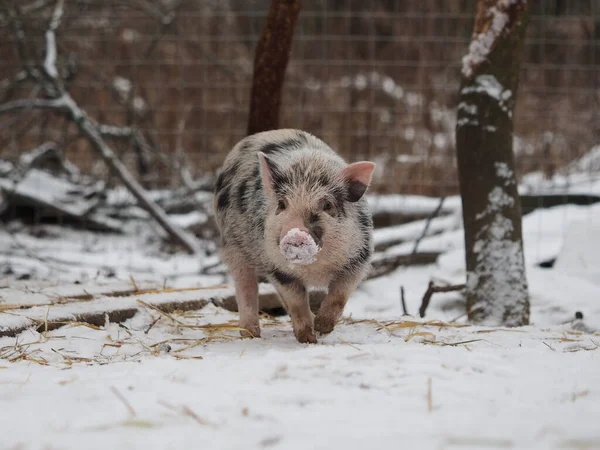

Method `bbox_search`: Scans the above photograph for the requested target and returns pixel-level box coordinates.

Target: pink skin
[252,152,375,343]
[232,263,260,338]
[279,216,310,243]
[339,161,375,187]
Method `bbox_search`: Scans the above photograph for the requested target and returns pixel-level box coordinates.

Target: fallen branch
[0,5,203,254]
[0,97,67,114]
[368,252,441,280]
[419,281,466,318]
[79,116,202,252]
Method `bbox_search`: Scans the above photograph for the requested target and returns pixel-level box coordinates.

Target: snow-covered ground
[1,192,600,449]
[2,307,599,450]
[520,145,600,196]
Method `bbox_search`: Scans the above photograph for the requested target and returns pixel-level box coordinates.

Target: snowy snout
[279,228,321,265]
[279,218,322,250]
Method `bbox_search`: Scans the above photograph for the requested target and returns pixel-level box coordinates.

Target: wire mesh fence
[0,0,599,282]
[1,0,598,195]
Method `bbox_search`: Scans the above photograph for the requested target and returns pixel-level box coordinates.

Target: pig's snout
[280,216,309,242]
[280,223,321,249]
[280,225,309,243]
[279,227,321,265]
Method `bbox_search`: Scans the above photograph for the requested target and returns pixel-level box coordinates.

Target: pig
[213,129,375,344]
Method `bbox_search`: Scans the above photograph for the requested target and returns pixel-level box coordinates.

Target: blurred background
[1,0,598,195]
[0,0,599,285]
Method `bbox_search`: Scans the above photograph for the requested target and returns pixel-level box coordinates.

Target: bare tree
[247,0,301,136]
[455,0,530,326]
[0,1,202,254]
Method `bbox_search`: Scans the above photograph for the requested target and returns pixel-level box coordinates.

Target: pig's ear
[340,161,375,202]
[257,152,278,197]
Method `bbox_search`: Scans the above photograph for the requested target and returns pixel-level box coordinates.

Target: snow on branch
[0,94,203,254]
[0,4,203,255]
[0,96,69,114]
[43,0,64,79]
[462,0,526,78]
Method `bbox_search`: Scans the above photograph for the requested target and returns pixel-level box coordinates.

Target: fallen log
[520,193,600,215]
[368,251,441,279]
[0,283,238,337]
[0,281,296,337]
[0,168,124,232]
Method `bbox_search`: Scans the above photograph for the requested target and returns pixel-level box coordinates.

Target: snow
[0,284,251,337]
[460,75,512,117]
[279,228,320,265]
[520,171,600,197]
[113,76,132,95]
[462,2,512,77]
[367,194,461,217]
[553,222,600,284]
[0,169,100,217]
[43,30,58,78]
[1,188,600,449]
[0,220,219,283]
[467,169,529,326]
[373,213,461,250]
[339,71,407,102]
[168,211,208,229]
[1,300,599,449]
[570,145,600,173]
[457,102,477,115]
[377,200,600,272]
[520,146,600,196]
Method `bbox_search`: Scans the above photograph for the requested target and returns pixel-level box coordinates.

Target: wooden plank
[0,279,162,309]
[0,284,259,337]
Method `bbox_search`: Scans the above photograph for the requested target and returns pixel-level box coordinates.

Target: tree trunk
[456,0,530,326]
[247,0,301,136]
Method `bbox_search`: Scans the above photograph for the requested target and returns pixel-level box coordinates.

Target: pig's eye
[277,200,286,211]
[323,201,332,211]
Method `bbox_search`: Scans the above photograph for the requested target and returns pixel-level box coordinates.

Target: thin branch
[98,124,152,178]
[400,286,409,316]
[2,2,203,254]
[419,281,466,318]
[73,95,203,253]
[411,196,446,257]
[0,97,68,114]
[43,0,64,79]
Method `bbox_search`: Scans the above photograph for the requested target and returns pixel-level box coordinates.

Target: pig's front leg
[232,263,261,338]
[314,274,362,335]
[270,273,316,344]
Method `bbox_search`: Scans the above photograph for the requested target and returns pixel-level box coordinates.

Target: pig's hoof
[295,327,317,344]
[314,315,335,335]
[239,323,261,338]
